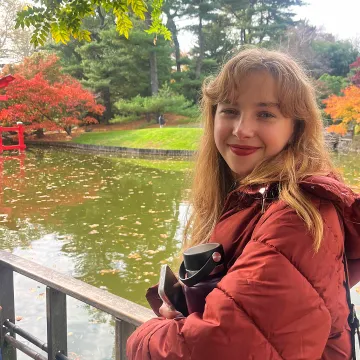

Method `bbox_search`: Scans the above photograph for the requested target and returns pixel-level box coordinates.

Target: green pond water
[0,148,359,359]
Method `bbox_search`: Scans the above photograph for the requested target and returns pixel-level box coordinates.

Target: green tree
[318,74,349,97]
[15,0,171,47]
[221,0,304,45]
[54,24,171,123]
[115,85,197,121]
[312,40,358,77]
[273,22,359,79]
[181,0,219,78]
[163,0,185,72]
[193,14,236,65]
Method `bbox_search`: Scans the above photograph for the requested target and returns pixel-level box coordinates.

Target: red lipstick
[229,145,261,156]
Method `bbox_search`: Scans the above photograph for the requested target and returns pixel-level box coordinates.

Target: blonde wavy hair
[184,48,341,252]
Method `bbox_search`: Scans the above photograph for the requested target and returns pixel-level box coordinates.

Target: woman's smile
[228,145,262,156]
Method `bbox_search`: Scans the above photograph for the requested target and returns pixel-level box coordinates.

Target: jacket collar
[225,175,360,284]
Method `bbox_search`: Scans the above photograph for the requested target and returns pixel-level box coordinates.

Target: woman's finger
[159,302,183,319]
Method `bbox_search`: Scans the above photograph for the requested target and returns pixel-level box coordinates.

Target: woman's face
[214,71,294,179]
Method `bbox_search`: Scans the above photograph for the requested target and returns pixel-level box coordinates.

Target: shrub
[114,85,199,122]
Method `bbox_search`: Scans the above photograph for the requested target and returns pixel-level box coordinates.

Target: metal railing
[0,250,154,360]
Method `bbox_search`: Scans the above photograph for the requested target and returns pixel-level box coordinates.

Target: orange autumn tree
[323,85,360,136]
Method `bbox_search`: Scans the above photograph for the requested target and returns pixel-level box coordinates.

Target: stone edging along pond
[25,140,196,157]
[25,137,360,156]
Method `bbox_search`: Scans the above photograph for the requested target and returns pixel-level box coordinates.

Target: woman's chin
[231,168,254,181]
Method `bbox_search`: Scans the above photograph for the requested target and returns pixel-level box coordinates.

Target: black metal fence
[0,250,154,360]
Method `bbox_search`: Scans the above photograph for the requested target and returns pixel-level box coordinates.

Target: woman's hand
[159,302,184,319]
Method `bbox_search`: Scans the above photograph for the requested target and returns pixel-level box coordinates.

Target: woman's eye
[221,109,238,116]
[258,111,275,119]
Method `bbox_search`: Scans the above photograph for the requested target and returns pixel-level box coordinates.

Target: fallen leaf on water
[99,269,120,275]
[146,250,159,255]
[160,234,168,238]
[128,253,141,259]
[89,224,99,228]
[89,230,99,235]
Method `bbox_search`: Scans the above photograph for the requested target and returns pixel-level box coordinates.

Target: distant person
[158,114,165,128]
[127,48,360,360]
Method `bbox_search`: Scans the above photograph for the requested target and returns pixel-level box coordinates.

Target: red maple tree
[323,85,360,136]
[349,57,360,87]
[0,54,104,135]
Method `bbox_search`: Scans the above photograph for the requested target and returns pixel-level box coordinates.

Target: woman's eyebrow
[256,102,280,108]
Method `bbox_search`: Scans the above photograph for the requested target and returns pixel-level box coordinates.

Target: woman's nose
[232,115,255,139]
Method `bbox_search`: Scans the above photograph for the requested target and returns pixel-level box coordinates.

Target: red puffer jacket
[127,176,360,360]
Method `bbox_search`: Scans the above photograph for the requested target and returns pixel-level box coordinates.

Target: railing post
[0,265,17,360]
[46,287,67,360]
[115,318,136,360]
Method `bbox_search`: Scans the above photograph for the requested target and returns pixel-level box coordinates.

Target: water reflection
[1,148,192,359]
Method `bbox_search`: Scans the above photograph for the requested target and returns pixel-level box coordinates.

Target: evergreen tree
[312,40,358,77]
[221,0,304,45]
[163,0,185,72]
[181,0,219,78]
[78,24,172,123]
[49,21,172,123]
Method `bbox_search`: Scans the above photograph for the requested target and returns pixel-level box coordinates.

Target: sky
[177,0,360,52]
[294,0,360,41]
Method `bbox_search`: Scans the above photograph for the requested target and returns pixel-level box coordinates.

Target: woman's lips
[229,145,261,156]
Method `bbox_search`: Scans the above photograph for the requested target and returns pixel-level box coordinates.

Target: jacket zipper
[259,187,267,213]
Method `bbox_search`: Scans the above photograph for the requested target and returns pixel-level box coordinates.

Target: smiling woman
[126,48,360,360]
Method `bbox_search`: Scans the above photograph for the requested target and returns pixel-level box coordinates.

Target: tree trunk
[35,129,44,138]
[64,126,72,135]
[101,87,112,124]
[240,29,246,45]
[146,12,159,95]
[195,15,204,79]
[166,13,181,72]
[149,49,159,95]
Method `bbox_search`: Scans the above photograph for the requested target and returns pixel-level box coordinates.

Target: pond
[0,148,359,359]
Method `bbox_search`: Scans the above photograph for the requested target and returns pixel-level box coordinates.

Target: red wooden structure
[0,75,27,219]
[0,123,26,153]
[0,74,26,153]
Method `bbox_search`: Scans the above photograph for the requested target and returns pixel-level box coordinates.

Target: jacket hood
[300,175,360,286]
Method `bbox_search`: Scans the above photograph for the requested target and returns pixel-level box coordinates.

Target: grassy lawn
[74,128,203,150]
